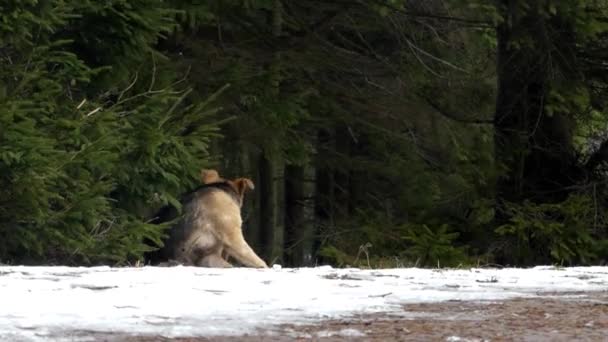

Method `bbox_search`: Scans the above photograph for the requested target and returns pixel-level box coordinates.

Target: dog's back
[145,182,240,265]
[145,171,267,268]
[174,185,243,265]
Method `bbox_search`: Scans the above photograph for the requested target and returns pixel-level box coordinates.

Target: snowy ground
[1,265,607,341]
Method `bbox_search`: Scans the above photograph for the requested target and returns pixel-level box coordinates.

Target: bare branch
[420,93,494,125]
[148,53,157,92]
[85,107,102,117]
[117,72,139,102]
[404,37,469,73]
[76,98,87,109]
[358,0,495,28]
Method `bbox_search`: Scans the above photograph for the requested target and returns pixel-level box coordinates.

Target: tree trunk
[333,126,354,217]
[313,129,336,265]
[259,0,285,265]
[239,143,262,253]
[284,146,317,267]
[260,155,285,265]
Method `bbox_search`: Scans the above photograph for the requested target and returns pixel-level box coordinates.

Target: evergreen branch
[300,0,494,27]
[353,118,440,168]
[158,88,193,129]
[283,2,348,39]
[197,83,231,110]
[419,93,494,125]
[166,88,193,117]
[357,0,495,28]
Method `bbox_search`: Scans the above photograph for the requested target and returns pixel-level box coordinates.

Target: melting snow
[0,265,607,340]
[316,328,367,337]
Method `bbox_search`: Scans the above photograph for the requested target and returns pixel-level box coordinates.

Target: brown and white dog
[146,169,268,268]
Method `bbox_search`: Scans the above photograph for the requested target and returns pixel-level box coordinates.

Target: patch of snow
[446,337,489,342]
[316,328,366,337]
[0,265,607,340]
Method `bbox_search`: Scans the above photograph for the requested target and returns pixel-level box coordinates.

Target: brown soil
[57,291,608,342]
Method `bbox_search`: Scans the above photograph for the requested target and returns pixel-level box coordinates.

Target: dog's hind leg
[223,231,268,268]
[198,253,233,268]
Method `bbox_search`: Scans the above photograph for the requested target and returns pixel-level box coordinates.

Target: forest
[1,0,607,268]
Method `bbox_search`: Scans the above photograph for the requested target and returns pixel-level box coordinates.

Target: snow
[316,328,367,338]
[446,337,489,342]
[1,265,607,340]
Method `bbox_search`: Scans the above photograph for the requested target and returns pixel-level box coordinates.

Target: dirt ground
[62,291,608,342]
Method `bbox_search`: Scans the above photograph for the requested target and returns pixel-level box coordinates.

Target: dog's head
[200,169,255,207]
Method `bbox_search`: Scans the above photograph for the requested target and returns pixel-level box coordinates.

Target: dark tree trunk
[258,0,286,266]
[239,144,263,254]
[284,159,316,267]
[259,155,285,265]
[334,126,355,217]
[312,129,336,265]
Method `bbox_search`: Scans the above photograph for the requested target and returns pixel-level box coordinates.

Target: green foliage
[495,194,603,266]
[489,0,608,266]
[317,210,469,269]
[317,245,354,268]
[60,0,182,88]
[403,223,469,267]
[0,1,222,265]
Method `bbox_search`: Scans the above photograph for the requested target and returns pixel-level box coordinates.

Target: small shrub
[495,194,602,265]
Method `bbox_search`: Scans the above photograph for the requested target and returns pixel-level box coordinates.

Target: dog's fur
[146,169,267,268]
[199,169,255,208]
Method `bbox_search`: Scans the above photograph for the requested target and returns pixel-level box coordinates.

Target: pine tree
[0,1,224,265]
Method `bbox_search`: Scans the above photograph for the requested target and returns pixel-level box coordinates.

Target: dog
[145,169,268,268]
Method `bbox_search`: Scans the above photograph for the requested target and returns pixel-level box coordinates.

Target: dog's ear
[231,178,254,205]
[233,178,254,194]
[201,169,222,184]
